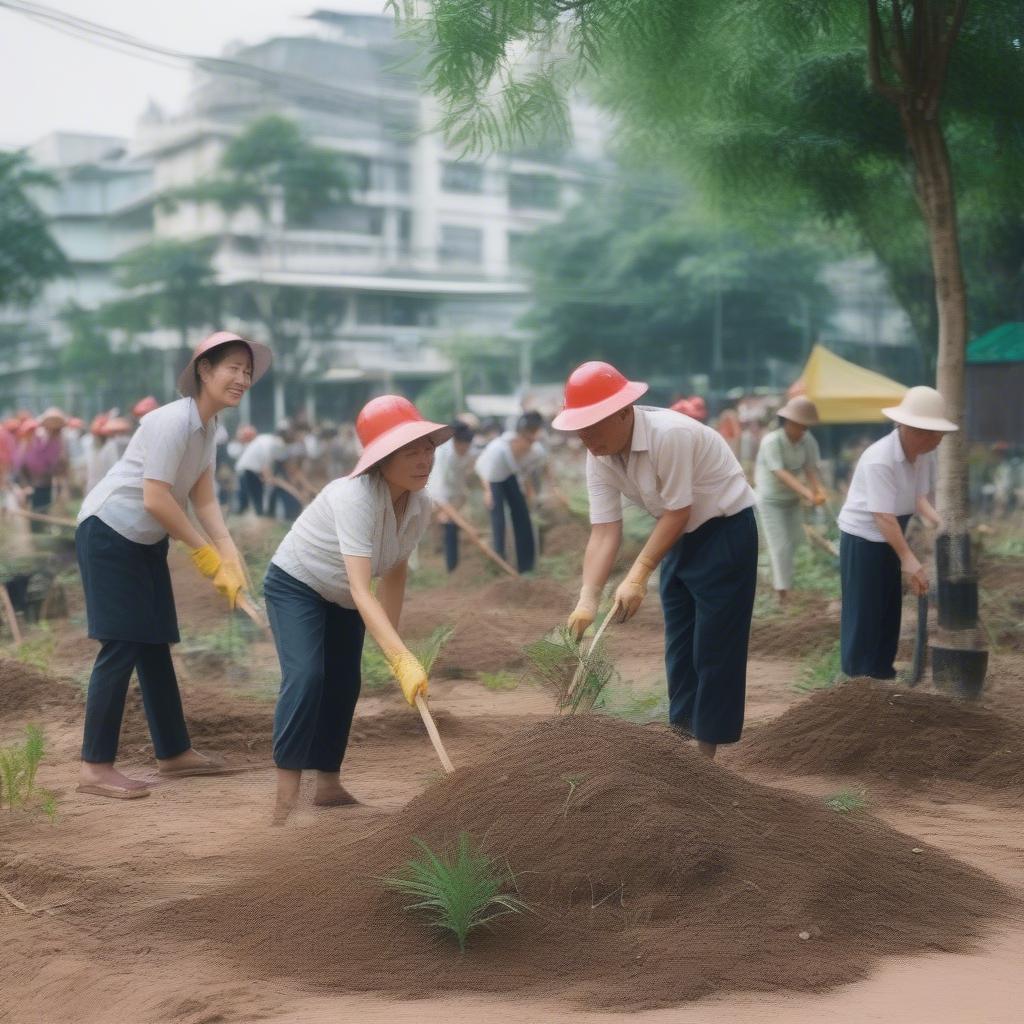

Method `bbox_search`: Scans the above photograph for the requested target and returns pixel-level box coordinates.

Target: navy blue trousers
[659,507,758,745]
[264,563,366,772]
[81,640,190,763]
[443,521,459,572]
[839,515,910,679]
[238,469,265,515]
[490,475,535,572]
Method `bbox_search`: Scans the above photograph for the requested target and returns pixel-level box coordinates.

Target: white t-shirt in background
[236,434,287,475]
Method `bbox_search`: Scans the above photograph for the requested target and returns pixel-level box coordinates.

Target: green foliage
[13,624,56,674]
[524,180,835,385]
[402,1,1024,364]
[362,626,455,694]
[381,833,527,952]
[523,626,616,714]
[0,724,54,815]
[599,686,668,724]
[795,640,843,693]
[479,670,518,691]
[110,237,220,345]
[825,790,867,814]
[792,544,841,598]
[0,150,68,307]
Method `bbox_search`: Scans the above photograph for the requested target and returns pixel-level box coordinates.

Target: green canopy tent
[966,323,1024,444]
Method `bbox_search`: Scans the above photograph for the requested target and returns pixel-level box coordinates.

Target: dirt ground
[1,512,1023,1023]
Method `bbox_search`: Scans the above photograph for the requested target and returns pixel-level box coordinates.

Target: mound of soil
[736,678,1024,791]
[149,716,1007,1009]
[405,575,574,678]
[0,657,81,721]
[749,602,839,659]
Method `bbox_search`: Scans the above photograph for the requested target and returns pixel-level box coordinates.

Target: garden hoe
[435,500,518,578]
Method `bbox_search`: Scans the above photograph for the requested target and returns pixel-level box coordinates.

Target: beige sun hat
[775,395,819,427]
[38,407,68,430]
[882,386,958,432]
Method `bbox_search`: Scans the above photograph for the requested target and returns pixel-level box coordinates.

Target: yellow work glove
[613,556,657,624]
[190,544,222,578]
[567,582,603,641]
[213,558,247,609]
[387,650,429,706]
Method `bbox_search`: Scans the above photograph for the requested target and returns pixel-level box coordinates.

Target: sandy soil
[1,523,1022,1023]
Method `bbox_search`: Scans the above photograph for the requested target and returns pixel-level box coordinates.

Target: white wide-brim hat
[882,386,958,432]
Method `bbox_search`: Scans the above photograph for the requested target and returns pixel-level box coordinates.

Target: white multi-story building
[2,9,605,422]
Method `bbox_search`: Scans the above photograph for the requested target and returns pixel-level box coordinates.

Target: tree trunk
[903,109,987,694]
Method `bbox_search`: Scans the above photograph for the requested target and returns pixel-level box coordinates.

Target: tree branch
[926,0,968,116]
[866,0,903,104]
[890,0,910,82]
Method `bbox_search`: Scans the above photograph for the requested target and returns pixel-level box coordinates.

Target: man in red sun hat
[552,362,758,758]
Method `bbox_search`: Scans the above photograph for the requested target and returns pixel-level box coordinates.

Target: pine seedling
[23,724,44,793]
[523,627,617,715]
[381,833,527,952]
[416,625,455,675]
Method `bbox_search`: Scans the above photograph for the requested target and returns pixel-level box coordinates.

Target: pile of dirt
[148,715,1008,1009]
[0,657,81,721]
[405,575,574,678]
[736,678,1024,792]
[749,602,839,658]
[540,516,590,558]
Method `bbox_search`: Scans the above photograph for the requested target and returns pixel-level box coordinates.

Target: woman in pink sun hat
[74,331,271,800]
[263,394,452,822]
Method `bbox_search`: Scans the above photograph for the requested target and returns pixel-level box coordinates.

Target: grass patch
[381,833,527,952]
[792,545,841,598]
[794,640,843,693]
[362,625,455,694]
[598,685,668,724]
[479,670,518,691]
[825,789,867,814]
[0,724,57,818]
[13,624,57,674]
[985,536,1024,558]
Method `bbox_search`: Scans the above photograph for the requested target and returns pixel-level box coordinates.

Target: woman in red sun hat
[263,395,452,822]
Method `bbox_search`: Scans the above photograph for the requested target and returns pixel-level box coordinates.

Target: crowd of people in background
[2,392,1021,542]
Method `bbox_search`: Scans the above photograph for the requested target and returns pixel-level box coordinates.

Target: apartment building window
[316,204,384,235]
[441,161,484,194]
[340,154,371,192]
[507,231,532,268]
[509,172,560,210]
[439,225,483,265]
[356,295,386,325]
[356,295,436,326]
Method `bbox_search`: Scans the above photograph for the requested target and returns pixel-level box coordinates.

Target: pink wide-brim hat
[177,331,273,398]
[348,395,453,477]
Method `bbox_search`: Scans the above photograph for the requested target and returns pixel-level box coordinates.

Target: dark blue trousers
[264,563,366,772]
[839,515,910,679]
[443,522,459,572]
[659,507,758,745]
[81,640,190,763]
[237,469,265,515]
[490,475,535,572]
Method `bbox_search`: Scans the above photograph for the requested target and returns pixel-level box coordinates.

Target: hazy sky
[0,1,391,147]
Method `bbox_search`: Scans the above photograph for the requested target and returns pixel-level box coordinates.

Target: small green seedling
[794,641,843,693]
[0,724,55,816]
[479,671,518,691]
[523,627,617,715]
[825,790,867,814]
[381,833,527,952]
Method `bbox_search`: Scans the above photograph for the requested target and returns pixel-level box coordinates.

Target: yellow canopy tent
[788,345,908,423]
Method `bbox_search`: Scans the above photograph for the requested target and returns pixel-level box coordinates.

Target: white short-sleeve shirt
[77,397,217,544]
[838,429,936,542]
[587,406,755,531]
[474,431,546,483]
[235,434,287,474]
[427,439,476,508]
[270,472,433,607]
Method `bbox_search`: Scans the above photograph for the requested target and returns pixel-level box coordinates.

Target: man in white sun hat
[552,361,758,759]
[837,385,957,679]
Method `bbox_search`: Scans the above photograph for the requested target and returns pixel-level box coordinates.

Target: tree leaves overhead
[0,151,68,308]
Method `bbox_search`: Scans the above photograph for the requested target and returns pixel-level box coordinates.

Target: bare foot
[313,772,360,807]
[697,740,718,760]
[156,748,224,774]
[272,767,302,826]
[79,761,150,793]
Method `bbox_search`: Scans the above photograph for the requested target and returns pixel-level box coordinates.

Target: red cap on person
[551,361,648,432]
[671,398,695,417]
[687,396,708,421]
[348,395,453,478]
[17,418,39,437]
[100,417,132,437]
[133,396,159,418]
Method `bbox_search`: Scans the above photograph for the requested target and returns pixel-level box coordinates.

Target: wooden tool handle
[437,501,518,577]
[236,593,272,639]
[5,507,77,529]
[415,693,455,774]
[0,584,22,645]
[564,598,619,709]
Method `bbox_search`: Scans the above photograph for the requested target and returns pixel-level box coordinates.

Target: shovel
[907,593,928,686]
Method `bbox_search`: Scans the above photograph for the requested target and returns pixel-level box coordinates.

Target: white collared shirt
[474,431,546,483]
[235,433,287,474]
[270,472,433,607]
[427,439,476,507]
[77,398,217,544]
[586,406,754,531]
[838,428,936,542]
